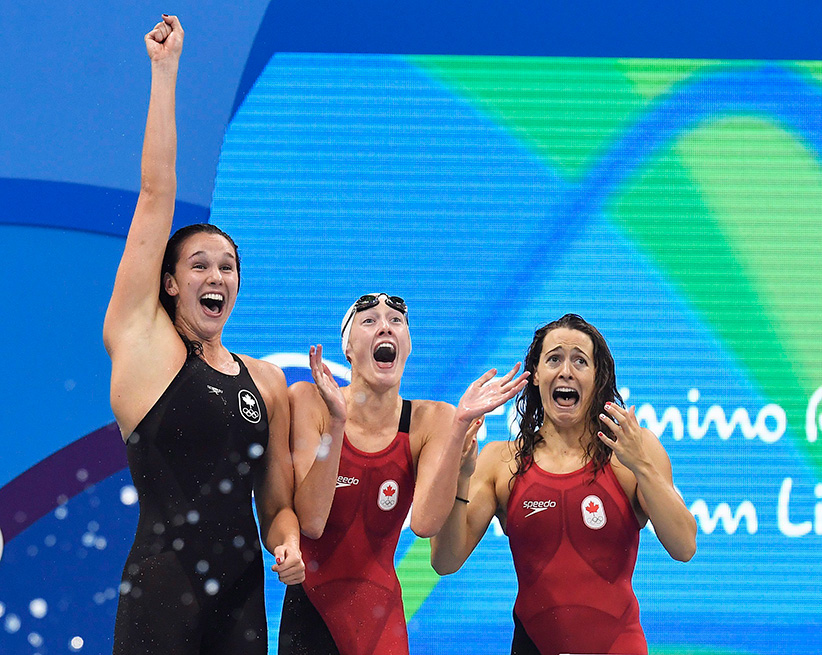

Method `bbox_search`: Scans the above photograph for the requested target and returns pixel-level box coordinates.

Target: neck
[537,421,593,457]
[343,377,402,430]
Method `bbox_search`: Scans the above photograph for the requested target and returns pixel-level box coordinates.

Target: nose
[207,266,223,284]
[559,359,573,378]
[377,316,394,334]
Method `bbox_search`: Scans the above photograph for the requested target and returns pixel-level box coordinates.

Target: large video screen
[208,53,822,654]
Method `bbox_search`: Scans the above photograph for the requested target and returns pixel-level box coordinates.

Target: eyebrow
[186,250,236,261]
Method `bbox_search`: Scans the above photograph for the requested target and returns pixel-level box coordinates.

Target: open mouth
[200,292,225,316]
[552,387,580,407]
[373,342,397,365]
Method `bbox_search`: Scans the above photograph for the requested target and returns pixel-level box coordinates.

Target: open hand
[310,345,347,423]
[455,363,529,425]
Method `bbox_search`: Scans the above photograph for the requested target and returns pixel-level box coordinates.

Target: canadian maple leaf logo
[383,485,396,497]
[585,500,599,513]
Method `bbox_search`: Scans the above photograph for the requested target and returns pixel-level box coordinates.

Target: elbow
[410,515,441,540]
[298,519,325,541]
[430,545,462,576]
[675,538,697,562]
[431,559,459,576]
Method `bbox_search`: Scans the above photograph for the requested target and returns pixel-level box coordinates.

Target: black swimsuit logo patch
[238,389,262,424]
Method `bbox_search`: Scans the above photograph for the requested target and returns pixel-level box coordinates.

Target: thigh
[278,584,340,655]
[510,611,542,655]
[113,551,202,655]
[204,563,268,655]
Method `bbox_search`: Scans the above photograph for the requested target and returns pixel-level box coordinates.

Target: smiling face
[344,297,411,388]
[532,327,596,431]
[162,232,239,339]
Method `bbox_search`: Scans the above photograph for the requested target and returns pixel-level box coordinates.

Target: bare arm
[430,439,505,575]
[600,404,697,562]
[410,365,528,538]
[290,345,347,539]
[104,15,183,353]
[252,360,304,585]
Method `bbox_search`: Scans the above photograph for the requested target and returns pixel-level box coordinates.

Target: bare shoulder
[288,380,324,410]
[411,400,456,431]
[477,439,517,473]
[237,355,287,405]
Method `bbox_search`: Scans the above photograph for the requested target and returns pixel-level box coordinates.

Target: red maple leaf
[585,501,599,513]
[383,485,396,497]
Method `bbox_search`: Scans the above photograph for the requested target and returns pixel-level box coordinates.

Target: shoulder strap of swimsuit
[398,399,412,434]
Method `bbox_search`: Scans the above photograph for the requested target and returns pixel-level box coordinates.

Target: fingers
[271,546,306,585]
[497,362,522,385]
[472,368,498,387]
[163,14,183,32]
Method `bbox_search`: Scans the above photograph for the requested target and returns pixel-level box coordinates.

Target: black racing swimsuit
[113,354,270,655]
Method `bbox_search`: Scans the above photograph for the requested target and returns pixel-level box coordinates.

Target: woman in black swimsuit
[103,16,303,654]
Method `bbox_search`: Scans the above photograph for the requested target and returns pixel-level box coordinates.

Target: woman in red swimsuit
[279,293,528,655]
[431,313,696,655]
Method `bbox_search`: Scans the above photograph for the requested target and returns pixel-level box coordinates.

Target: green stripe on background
[396,537,439,619]
[410,56,649,180]
[608,116,822,471]
[615,58,721,99]
[676,117,822,469]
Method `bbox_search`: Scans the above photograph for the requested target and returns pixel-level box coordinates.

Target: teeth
[375,342,395,352]
[556,387,576,393]
[201,293,224,302]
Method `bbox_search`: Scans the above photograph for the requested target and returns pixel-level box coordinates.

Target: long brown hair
[513,314,623,481]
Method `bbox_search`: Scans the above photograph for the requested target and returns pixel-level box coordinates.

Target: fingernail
[276,557,282,564]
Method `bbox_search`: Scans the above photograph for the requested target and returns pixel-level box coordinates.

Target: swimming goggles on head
[341,294,408,336]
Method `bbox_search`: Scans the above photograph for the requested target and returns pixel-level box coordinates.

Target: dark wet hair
[514,314,623,481]
[159,223,240,356]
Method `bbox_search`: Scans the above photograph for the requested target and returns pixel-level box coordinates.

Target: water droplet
[248,443,264,459]
[14,511,27,523]
[307,560,319,573]
[232,535,245,549]
[28,632,43,647]
[95,537,107,550]
[354,391,367,404]
[0,602,5,618]
[196,560,209,574]
[70,635,84,651]
[29,599,47,619]
[76,469,89,482]
[27,545,39,557]
[5,614,21,633]
[82,533,95,547]
[204,579,220,596]
[55,507,68,520]
[64,379,76,391]
[187,510,200,524]
[44,535,56,547]
[244,628,257,641]
[87,521,100,532]
[104,588,117,600]
[219,479,233,494]
[180,592,194,606]
[119,581,132,595]
[131,587,143,599]
[93,593,106,605]
[237,462,250,475]
[57,495,68,505]
[172,538,185,551]
[200,484,211,496]
[129,432,141,444]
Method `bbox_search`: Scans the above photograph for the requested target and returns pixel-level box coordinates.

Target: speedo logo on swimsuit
[522,499,557,517]
[335,476,360,488]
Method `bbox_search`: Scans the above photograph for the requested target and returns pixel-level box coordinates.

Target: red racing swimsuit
[287,400,415,655]
[506,459,647,655]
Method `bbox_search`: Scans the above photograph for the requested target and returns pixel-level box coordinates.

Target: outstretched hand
[145,15,184,62]
[309,345,347,423]
[455,363,529,425]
